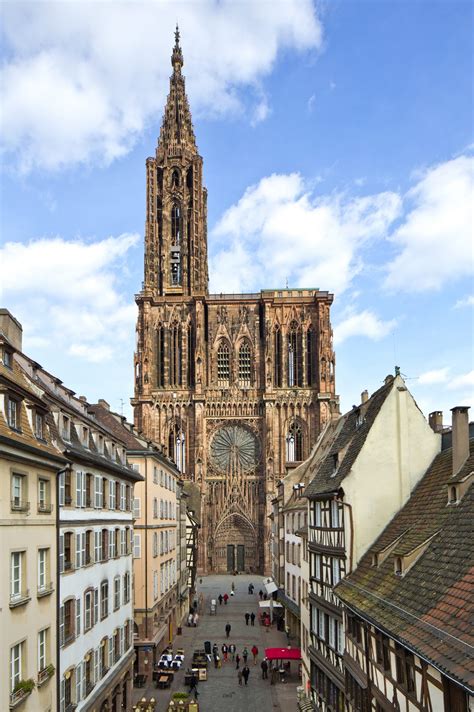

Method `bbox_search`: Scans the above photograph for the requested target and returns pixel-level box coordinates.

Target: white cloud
[384,155,474,292]
[0,1,322,172]
[333,310,397,346]
[455,294,474,308]
[418,367,450,385]
[307,94,316,113]
[210,172,401,295]
[0,234,139,362]
[447,370,474,390]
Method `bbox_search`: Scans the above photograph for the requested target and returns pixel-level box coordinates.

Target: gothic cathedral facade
[133,30,338,575]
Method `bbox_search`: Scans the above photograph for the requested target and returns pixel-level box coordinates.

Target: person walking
[223,593,229,605]
[229,643,236,661]
[242,665,250,686]
[189,675,199,698]
[222,643,228,662]
[245,612,250,626]
[242,647,248,664]
[231,582,235,593]
[250,612,256,626]
[251,645,258,665]
[258,589,263,600]
[225,622,231,638]
[261,658,268,679]
[237,669,243,686]
[218,594,223,605]
[212,643,218,657]
[214,653,220,669]
[235,653,241,669]
[193,612,199,626]
[248,583,252,594]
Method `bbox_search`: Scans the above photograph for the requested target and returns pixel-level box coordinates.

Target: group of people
[244,611,256,626]
[217,591,232,605]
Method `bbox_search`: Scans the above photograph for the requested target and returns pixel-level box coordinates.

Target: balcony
[37,582,54,598]
[9,686,33,709]
[38,502,53,514]
[9,589,31,608]
[11,499,30,513]
[37,665,54,686]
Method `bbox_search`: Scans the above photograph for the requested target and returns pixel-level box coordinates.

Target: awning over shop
[258,601,283,609]
[265,647,302,661]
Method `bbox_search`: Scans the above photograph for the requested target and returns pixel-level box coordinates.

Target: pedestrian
[235,653,241,669]
[248,583,252,594]
[242,647,248,664]
[187,612,193,626]
[225,622,231,638]
[231,582,235,593]
[229,643,236,661]
[193,612,199,626]
[214,653,220,669]
[245,612,250,626]
[250,612,256,626]
[230,589,234,597]
[242,665,250,686]
[212,643,218,657]
[238,669,243,685]
[259,589,263,600]
[223,593,229,605]
[270,663,278,685]
[189,675,199,698]
[261,658,268,679]
[218,594,223,605]
[251,645,258,665]
[222,643,228,662]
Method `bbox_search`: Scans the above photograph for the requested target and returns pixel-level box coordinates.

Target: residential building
[336,407,473,711]
[88,400,183,676]
[132,28,339,575]
[304,373,440,711]
[13,355,143,712]
[0,310,66,712]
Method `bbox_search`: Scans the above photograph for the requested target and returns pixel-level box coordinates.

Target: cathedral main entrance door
[237,545,245,571]
[227,545,235,572]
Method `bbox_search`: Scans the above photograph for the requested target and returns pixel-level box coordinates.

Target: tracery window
[238,342,251,387]
[217,341,230,386]
[286,421,303,462]
[288,321,302,387]
[171,203,181,244]
[168,424,186,474]
[170,203,182,286]
[169,323,182,386]
[187,324,195,386]
[273,326,282,387]
[171,169,180,188]
[156,325,165,387]
[306,327,315,386]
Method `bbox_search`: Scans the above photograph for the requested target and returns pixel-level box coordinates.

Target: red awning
[264,647,301,661]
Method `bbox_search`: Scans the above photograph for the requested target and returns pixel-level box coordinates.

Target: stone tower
[133,29,339,575]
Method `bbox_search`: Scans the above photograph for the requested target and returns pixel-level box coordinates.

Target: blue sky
[1,0,473,425]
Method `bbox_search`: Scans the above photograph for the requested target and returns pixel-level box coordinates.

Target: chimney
[361,390,369,404]
[78,395,87,403]
[384,374,394,386]
[98,399,110,411]
[451,406,470,475]
[0,309,23,351]
[428,411,443,433]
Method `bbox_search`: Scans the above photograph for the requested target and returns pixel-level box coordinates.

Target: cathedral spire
[158,27,197,156]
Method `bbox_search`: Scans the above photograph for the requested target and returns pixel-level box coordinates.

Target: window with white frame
[38,478,50,511]
[100,581,108,619]
[7,396,20,430]
[11,473,25,509]
[84,591,93,631]
[133,497,141,518]
[109,480,116,509]
[120,529,126,556]
[153,467,158,484]
[94,476,103,508]
[123,572,130,603]
[120,483,126,511]
[38,548,48,591]
[10,642,23,692]
[76,532,85,569]
[153,533,158,557]
[133,534,141,559]
[38,628,48,671]
[10,551,24,600]
[93,589,99,625]
[114,577,120,610]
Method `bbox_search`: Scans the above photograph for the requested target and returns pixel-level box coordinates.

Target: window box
[9,589,30,608]
[11,500,29,513]
[9,680,35,709]
[37,664,54,686]
[37,582,54,598]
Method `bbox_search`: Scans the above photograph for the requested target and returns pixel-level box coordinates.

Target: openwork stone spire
[158,25,197,158]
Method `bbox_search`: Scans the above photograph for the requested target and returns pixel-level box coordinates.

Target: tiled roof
[305,378,395,498]
[335,443,474,692]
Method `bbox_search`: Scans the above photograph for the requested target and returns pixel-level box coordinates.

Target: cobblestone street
[132,574,300,711]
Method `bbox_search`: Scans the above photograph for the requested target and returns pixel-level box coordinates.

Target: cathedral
[133,29,338,575]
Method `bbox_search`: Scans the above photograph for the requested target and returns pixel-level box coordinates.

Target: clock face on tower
[210,424,259,474]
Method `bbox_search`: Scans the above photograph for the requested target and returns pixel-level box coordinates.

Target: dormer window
[355,409,363,428]
[34,411,45,440]
[3,347,13,369]
[394,557,403,576]
[61,415,70,441]
[97,434,104,454]
[448,485,458,505]
[82,426,89,447]
[7,396,20,430]
[332,453,339,474]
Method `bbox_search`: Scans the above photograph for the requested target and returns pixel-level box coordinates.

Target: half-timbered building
[304,373,441,711]
[335,407,473,712]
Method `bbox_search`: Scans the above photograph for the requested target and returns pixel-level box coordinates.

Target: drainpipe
[341,501,354,573]
[56,466,69,712]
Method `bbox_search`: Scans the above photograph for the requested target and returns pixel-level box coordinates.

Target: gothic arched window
[288,321,303,387]
[238,342,251,387]
[217,341,230,386]
[273,326,282,387]
[168,424,186,474]
[169,322,182,386]
[306,327,314,386]
[187,323,195,386]
[286,421,303,462]
[156,325,165,387]
[171,203,181,245]
[171,169,180,188]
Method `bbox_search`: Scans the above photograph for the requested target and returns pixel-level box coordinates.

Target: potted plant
[13,679,35,694]
[45,664,55,677]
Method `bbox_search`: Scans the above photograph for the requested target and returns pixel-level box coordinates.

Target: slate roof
[305,377,396,498]
[335,442,474,692]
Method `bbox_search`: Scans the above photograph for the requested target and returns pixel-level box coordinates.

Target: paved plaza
[132,574,300,711]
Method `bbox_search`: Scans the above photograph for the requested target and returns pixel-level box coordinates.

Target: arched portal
[212,512,257,573]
